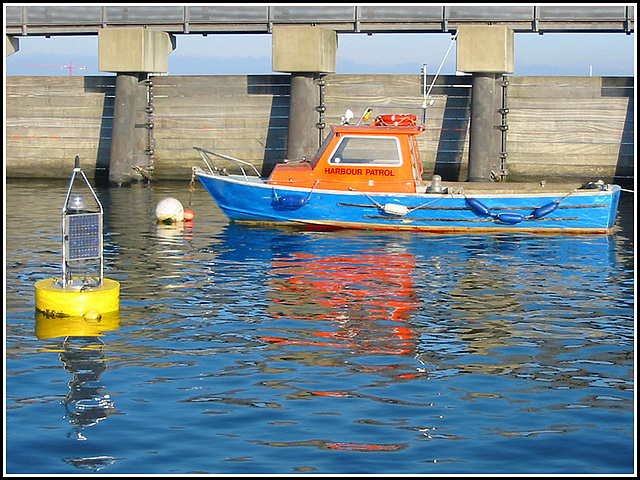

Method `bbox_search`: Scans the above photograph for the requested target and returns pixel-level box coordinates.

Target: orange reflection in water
[326,442,406,452]
[265,251,419,358]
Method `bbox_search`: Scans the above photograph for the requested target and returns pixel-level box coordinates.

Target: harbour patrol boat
[193,107,620,234]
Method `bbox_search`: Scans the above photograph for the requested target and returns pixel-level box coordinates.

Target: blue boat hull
[196,171,621,234]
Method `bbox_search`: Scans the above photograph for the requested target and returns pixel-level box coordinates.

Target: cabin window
[309,131,335,167]
[328,136,402,166]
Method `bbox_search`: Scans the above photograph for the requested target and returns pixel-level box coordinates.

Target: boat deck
[418,181,603,195]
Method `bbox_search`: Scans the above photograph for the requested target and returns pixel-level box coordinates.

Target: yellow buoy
[33,155,120,318]
[35,277,120,318]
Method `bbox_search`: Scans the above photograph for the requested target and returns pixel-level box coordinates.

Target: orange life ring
[374,114,417,127]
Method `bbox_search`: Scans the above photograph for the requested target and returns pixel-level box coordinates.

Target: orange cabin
[267,115,425,193]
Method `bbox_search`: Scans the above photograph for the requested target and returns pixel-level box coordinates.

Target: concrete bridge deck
[5,5,634,36]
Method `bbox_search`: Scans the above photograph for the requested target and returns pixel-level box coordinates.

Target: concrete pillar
[287,74,320,161]
[467,73,501,182]
[98,27,174,185]
[109,72,143,185]
[6,35,19,56]
[272,26,337,161]
[456,26,514,182]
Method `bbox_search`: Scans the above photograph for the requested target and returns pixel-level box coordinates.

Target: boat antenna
[422,30,459,113]
[421,64,428,124]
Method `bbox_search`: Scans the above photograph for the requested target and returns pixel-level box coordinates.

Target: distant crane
[22,59,88,76]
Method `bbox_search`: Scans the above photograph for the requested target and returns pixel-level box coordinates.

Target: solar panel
[64,213,102,261]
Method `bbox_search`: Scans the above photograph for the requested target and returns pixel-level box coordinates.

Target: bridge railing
[5,5,634,36]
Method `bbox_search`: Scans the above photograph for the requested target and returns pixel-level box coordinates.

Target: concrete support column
[272,26,337,161]
[456,25,514,182]
[99,27,174,185]
[287,73,320,161]
[110,72,143,185]
[467,73,501,182]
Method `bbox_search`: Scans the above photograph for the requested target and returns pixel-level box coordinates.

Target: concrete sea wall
[5,74,633,185]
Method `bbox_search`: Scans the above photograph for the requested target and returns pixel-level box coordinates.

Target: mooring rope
[347,187,448,216]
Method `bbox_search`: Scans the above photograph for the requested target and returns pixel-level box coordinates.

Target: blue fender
[276,194,309,209]
[495,212,524,224]
[530,201,559,219]
[465,197,492,217]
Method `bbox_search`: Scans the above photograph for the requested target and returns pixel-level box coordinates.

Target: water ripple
[4,180,635,475]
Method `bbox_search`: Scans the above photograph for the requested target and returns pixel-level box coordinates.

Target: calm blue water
[4,179,636,475]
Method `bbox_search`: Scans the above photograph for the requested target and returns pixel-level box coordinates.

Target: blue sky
[5,28,635,77]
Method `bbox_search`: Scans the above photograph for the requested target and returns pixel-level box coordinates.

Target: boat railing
[194,147,262,181]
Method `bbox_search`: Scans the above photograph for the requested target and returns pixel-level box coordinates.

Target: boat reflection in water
[261,240,421,453]
[35,311,120,471]
[222,226,620,453]
[266,250,419,357]
[218,226,621,384]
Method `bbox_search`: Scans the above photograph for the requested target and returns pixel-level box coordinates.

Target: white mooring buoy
[155,197,185,224]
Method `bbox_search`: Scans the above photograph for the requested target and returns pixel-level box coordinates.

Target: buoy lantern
[35,155,120,318]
